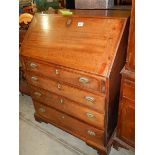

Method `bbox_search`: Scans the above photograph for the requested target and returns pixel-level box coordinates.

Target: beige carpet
[19,94,134,155]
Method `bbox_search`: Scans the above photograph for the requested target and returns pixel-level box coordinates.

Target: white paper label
[78,22,84,27]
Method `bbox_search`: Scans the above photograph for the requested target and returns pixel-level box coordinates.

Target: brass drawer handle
[57,83,61,89]
[79,77,89,84]
[30,62,37,68]
[34,92,41,97]
[87,130,96,136]
[86,112,94,118]
[85,96,95,103]
[39,107,45,113]
[59,98,64,104]
[31,76,38,81]
[55,69,59,75]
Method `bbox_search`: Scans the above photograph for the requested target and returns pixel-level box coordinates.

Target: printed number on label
[78,22,84,27]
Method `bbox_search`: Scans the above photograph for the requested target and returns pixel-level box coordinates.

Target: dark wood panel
[112,0,135,150]
[126,0,135,71]
[113,69,135,149]
[117,99,135,147]
[122,78,135,102]
[116,0,132,5]
[19,30,30,95]
[72,9,131,18]
[19,30,27,46]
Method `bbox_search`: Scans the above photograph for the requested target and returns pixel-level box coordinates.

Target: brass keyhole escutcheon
[55,69,59,75]
[59,98,64,104]
[57,83,61,90]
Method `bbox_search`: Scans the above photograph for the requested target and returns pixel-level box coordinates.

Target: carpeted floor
[19,94,134,155]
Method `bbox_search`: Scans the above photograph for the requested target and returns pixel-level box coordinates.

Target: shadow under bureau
[20,13,129,155]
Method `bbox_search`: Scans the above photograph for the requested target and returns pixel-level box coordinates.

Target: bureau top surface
[20,13,127,77]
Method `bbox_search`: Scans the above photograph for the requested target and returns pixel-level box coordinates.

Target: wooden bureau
[20,12,129,155]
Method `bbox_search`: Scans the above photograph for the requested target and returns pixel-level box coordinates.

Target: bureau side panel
[105,18,129,144]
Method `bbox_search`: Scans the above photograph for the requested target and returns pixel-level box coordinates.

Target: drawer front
[122,79,135,101]
[24,59,104,93]
[34,101,104,146]
[30,85,104,129]
[26,73,105,113]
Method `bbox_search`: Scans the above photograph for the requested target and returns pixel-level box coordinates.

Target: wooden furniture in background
[125,0,135,72]
[23,5,34,14]
[59,0,65,8]
[66,0,75,9]
[71,9,131,17]
[20,12,129,155]
[19,29,27,47]
[19,13,33,95]
[19,29,30,96]
[113,0,135,151]
[116,0,132,5]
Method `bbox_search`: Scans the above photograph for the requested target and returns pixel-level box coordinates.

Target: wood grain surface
[21,14,127,77]
[30,85,105,129]
[113,0,135,150]
[20,11,130,155]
